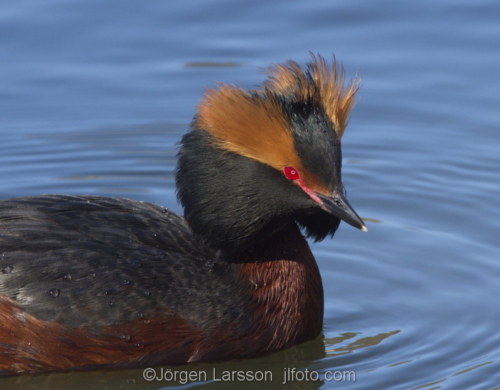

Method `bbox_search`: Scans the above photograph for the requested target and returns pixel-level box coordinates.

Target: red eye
[283,166,300,181]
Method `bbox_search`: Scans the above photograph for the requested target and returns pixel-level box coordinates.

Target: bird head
[176,54,366,253]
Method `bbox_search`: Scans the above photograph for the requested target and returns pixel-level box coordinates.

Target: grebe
[0,54,366,374]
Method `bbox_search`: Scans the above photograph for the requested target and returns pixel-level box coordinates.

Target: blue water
[1,1,500,389]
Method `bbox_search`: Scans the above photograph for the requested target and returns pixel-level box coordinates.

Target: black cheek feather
[296,211,341,242]
[176,128,317,255]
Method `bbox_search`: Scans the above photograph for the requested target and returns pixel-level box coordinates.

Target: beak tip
[316,191,368,233]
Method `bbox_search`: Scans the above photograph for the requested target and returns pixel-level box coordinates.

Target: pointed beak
[316,191,367,231]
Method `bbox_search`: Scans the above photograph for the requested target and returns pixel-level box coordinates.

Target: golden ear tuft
[264,53,360,138]
[195,83,300,171]
[193,54,359,191]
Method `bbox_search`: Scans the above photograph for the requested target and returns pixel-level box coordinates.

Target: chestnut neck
[233,223,324,348]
